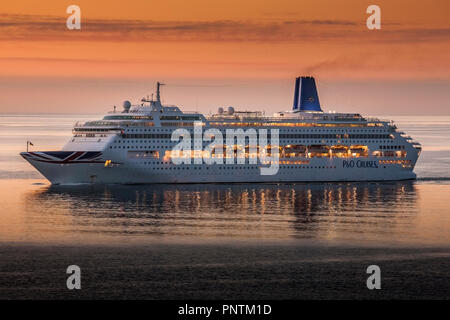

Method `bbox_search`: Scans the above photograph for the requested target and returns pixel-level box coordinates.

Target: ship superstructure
[21,77,421,184]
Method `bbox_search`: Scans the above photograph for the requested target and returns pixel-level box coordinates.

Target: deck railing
[74,121,123,128]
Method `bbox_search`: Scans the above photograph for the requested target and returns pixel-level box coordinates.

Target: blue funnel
[293,76,322,112]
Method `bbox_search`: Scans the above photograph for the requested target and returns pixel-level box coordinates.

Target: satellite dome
[218,107,224,114]
[227,106,235,115]
[123,100,131,112]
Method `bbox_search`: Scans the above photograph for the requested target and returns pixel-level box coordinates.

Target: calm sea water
[0,114,449,299]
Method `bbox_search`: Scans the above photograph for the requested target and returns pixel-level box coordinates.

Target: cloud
[0,13,449,44]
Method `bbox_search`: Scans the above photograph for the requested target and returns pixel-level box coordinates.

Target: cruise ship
[21,77,421,184]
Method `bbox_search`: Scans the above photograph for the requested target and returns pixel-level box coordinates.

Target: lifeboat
[283,144,307,158]
[350,145,367,153]
[331,145,349,158]
[331,145,348,152]
[285,144,307,152]
[350,145,368,157]
[307,144,330,158]
[308,144,330,152]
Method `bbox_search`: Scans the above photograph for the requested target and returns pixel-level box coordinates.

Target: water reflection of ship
[26,182,418,240]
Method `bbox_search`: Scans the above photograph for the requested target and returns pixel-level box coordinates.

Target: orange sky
[0,0,449,114]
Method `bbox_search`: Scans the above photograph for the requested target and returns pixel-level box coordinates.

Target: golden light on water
[0,179,447,246]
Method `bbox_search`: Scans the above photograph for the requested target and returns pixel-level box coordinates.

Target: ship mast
[156,82,165,106]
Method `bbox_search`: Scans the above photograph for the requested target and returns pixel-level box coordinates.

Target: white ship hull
[21,152,417,185]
